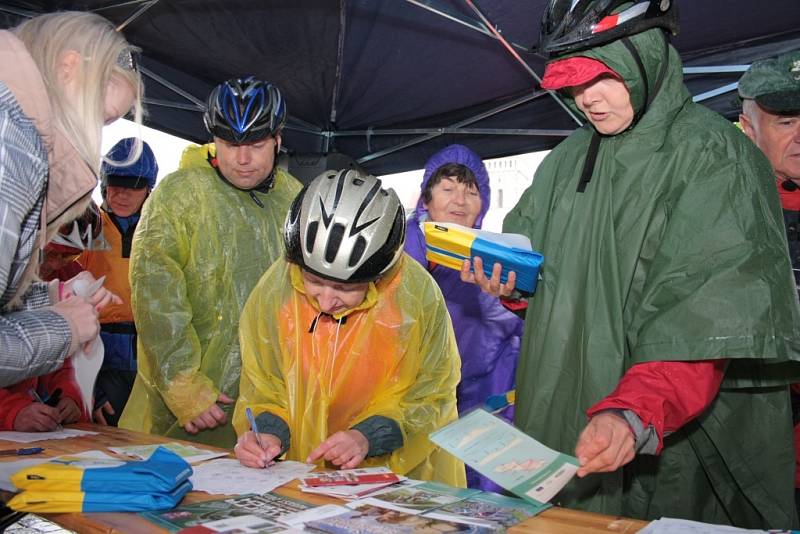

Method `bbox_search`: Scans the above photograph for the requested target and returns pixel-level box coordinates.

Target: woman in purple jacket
[404,144,523,491]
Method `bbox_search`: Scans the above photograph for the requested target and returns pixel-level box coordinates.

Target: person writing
[233,170,465,486]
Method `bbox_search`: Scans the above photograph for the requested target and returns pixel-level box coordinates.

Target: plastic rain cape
[233,257,466,487]
[119,164,301,447]
[505,29,800,527]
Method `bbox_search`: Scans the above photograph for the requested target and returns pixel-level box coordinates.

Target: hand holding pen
[13,389,62,432]
[234,407,283,469]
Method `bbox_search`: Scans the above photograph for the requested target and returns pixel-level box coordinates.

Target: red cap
[540,56,621,90]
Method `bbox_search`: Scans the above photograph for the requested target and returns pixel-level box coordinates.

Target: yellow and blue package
[7,446,192,512]
[7,480,192,513]
[423,222,543,294]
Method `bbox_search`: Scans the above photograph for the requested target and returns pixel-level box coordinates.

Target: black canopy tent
[0,0,798,179]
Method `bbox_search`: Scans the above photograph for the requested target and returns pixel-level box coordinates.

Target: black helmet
[203,77,287,144]
[285,170,406,283]
[539,0,678,58]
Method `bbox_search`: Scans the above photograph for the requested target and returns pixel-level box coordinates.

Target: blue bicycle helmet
[101,137,158,191]
[203,77,287,144]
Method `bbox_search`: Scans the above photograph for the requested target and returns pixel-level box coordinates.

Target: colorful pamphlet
[141,492,312,533]
[350,480,479,515]
[301,467,400,487]
[434,491,549,528]
[307,503,499,534]
[429,408,579,505]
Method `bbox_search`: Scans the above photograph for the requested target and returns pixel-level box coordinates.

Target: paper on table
[279,504,351,527]
[70,276,106,416]
[178,514,306,533]
[348,480,478,515]
[638,518,781,533]
[189,459,314,495]
[110,442,229,464]
[0,428,97,443]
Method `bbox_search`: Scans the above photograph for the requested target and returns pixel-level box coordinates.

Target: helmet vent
[352,177,364,186]
[349,236,367,267]
[325,223,345,263]
[305,221,319,253]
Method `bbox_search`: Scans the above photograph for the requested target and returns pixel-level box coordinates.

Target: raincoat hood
[555,28,686,137]
[413,144,490,228]
[404,144,522,492]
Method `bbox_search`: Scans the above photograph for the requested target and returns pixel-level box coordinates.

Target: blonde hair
[13,11,143,175]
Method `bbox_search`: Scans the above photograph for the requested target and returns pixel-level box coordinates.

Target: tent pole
[692,82,740,103]
[356,90,553,165]
[461,0,583,127]
[334,127,572,137]
[113,0,159,32]
[139,66,205,108]
[403,0,529,53]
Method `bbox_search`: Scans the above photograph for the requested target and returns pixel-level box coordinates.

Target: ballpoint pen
[28,388,63,431]
[245,407,264,450]
[0,447,44,457]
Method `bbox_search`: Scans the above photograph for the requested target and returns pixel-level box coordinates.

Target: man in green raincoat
[467,1,800,529]
[119,78,301,447]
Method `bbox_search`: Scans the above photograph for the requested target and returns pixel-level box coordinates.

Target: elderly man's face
[741,102,800,182]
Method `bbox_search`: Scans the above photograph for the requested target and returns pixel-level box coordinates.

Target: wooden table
[0,424,648,533]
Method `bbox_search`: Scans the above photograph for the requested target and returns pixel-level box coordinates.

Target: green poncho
[119,164,302,447]
[505,28,800,528]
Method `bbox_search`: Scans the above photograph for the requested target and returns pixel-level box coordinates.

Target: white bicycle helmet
[285,170,406,283]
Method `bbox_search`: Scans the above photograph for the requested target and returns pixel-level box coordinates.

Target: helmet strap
[620,31,671,126]
[207,147,277,203]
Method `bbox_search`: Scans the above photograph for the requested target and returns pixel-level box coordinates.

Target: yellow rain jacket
[233,257,466,486]
[119,161,301,447]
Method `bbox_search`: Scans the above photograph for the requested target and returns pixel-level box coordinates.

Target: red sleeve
[0,381,35,431]
[794,422,800,488]
[587,359,726,454]
[39,357,89,422]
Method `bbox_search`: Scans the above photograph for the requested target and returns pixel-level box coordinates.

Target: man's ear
[275,134,282,152]
[57,50,81,86]
[739,112,756,142]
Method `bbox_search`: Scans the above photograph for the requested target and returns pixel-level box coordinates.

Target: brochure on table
[429,408,579,505]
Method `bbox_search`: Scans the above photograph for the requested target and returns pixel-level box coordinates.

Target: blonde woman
[0,11,142,388]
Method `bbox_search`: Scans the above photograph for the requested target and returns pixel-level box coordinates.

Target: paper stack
[7,446,192,512]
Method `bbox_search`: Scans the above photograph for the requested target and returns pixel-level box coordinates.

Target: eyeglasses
[116,48,139,72]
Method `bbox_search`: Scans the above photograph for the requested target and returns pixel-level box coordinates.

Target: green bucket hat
[738,50,800,114]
